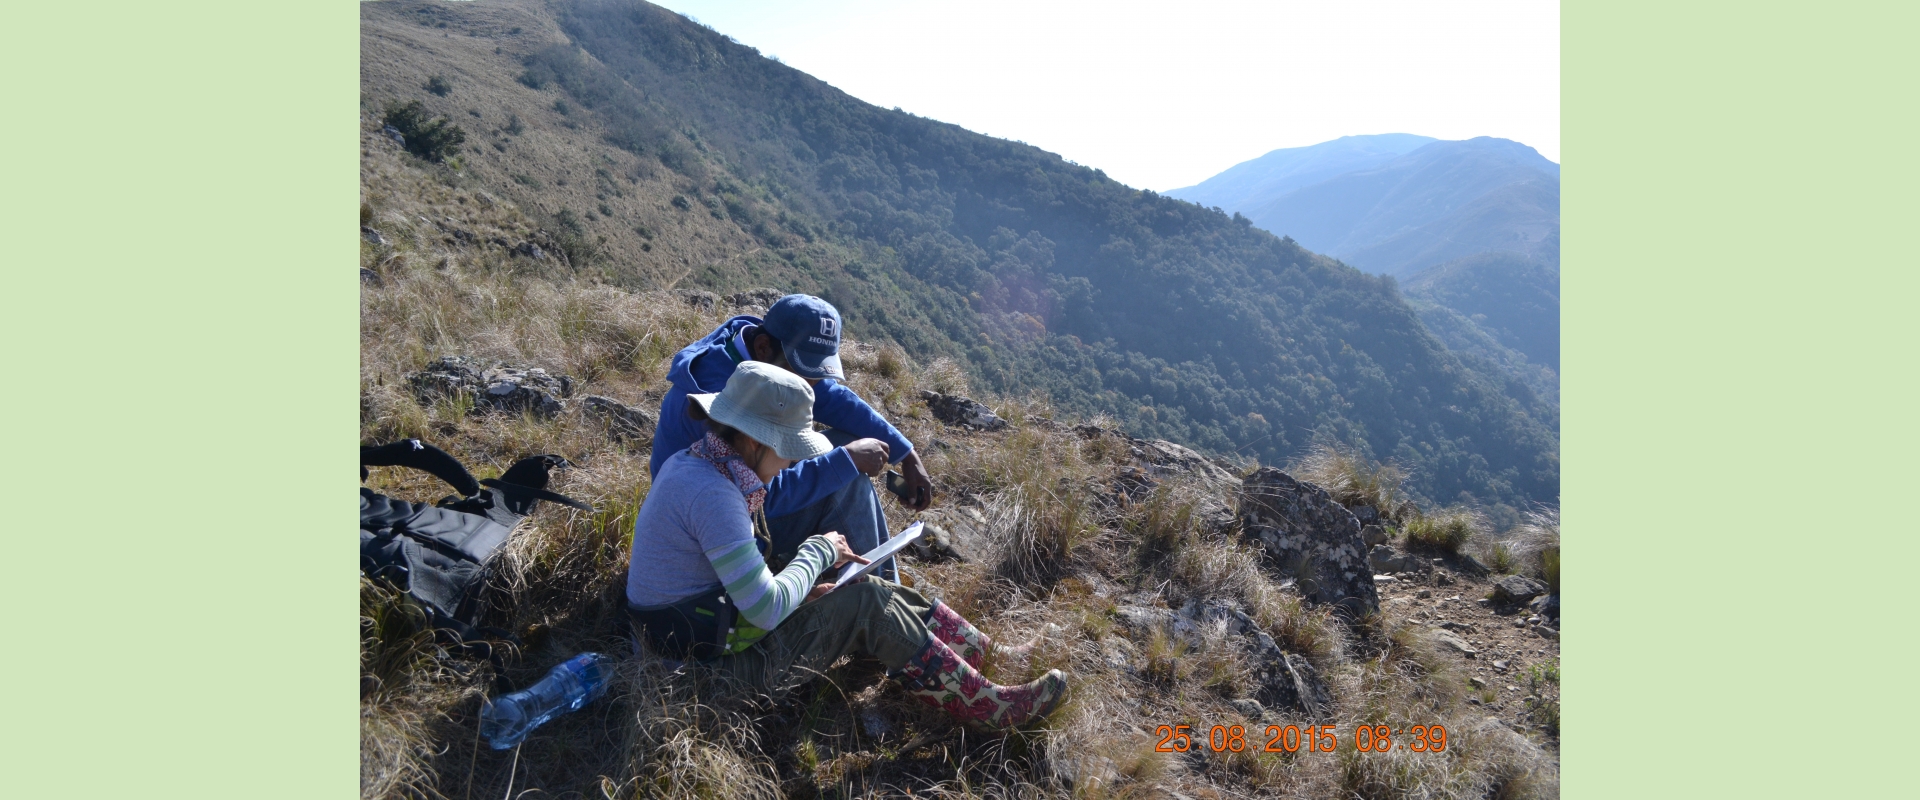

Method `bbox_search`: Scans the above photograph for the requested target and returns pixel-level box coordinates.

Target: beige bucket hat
[688,361,834,461]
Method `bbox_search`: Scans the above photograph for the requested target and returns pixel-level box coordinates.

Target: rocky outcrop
[581,395,654,443]
[1110,598,1331,718]
[919,391,1008,431]
[1238,468,1378,617]
[726,288,785,311]
[406,357,575,419]
[675,289,719,312]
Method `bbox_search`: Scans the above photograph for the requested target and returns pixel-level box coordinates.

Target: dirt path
[1376,565,1562,748]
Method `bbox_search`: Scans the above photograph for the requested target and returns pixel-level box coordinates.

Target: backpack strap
[482,454,593,514]
[361,439,480,496]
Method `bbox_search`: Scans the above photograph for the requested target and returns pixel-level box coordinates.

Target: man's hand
[843,438,891,477]
[898,450,934,511]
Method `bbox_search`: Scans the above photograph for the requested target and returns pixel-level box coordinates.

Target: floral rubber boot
[925,600,1044,670]
[895,635,1069,731]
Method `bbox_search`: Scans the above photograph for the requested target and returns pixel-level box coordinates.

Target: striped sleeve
[705,535,837,630]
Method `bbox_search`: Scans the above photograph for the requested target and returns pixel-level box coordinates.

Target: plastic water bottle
[480,653,614,749]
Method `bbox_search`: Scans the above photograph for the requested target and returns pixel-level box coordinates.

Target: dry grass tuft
[1291,443,1407,519]
[1404,508,1480,555]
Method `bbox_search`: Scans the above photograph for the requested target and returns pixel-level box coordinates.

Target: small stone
[1492,660,1510,671]
[1468,677,1487,689]
[1475,598,1491,607]
[1526,615,1541,625]
[1490,575,1549,606]
[1373,575,1396,583]
[1448,595,1461,602]
[1436,572,1455,586]
[1432,630,1478,658]
[1416,589,1432,599]
[1534,626,1559,640]
[1230,698,1266,720]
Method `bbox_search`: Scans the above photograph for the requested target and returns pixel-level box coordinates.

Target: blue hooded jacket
[651,316,915,518]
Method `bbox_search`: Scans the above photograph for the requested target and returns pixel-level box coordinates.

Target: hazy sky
[652,0,1559,191]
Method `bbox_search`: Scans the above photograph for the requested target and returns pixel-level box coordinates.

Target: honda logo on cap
[819,317,839,338]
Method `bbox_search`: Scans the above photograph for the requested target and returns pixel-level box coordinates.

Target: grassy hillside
[360,0,1556,513]
[357,233,1564,798]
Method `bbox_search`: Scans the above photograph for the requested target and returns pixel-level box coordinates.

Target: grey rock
[1134,438,1243,494]
[1416,589,1432,599]
[1112,605,1175,636]
[1491,575,1549,607]
[1468,676,1488,690]
[1493,659,1510,671]
[1533,626,1559,640]
[361,226,389,246]
[382,124,405,146]
[1361,523,1388,547]
[1531,592,1560,622]
[405,357,574,419]
[1071,423,1109,439]
[906,523,977,564]
[1439,621,1476,634]
[1118,598,1332,718]
[1436,571,1455,586]
[724,287,785,310]
[1433,630,1478,658]
[1373,574,1396,584]
[915,510,993,564]
[1099,637,1138,671]
[919,390,1008,431]
[359,268,381,285]
[675,289,719,311]
[1368,544,1425,574]
[1238,468,1379,618]
[1230,698,1266,720]
[581,395,654,443]
[1349,504,1379,524]
[513,241,545,260]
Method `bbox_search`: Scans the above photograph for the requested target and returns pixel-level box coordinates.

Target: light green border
[1567,2,1917,797]
[3,2,357,797]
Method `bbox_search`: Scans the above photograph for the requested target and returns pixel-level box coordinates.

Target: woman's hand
[822,531,871,569]
[806,532,870,601]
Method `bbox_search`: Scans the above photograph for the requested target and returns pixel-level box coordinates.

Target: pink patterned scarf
[688,432,768,515]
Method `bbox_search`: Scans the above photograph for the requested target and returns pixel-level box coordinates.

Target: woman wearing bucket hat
[625,361,1067,731]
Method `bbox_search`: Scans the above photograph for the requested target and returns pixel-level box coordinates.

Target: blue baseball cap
[761,294,844,380]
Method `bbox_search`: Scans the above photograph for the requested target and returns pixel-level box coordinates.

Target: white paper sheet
[831,521,924,590]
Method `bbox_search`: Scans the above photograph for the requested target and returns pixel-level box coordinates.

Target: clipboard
[830,521,925,591]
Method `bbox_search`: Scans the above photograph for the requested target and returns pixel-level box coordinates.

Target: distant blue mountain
[1166,133,1436,212]
[1174,136,1559,279]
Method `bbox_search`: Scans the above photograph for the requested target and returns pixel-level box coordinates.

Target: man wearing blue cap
[650,294,934,582]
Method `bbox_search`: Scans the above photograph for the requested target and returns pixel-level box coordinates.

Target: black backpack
[360,439,591,649]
